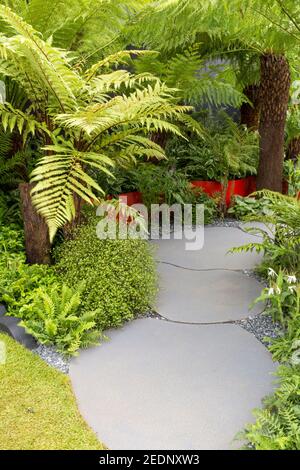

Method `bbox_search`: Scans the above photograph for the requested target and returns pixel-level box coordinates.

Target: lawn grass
[0,333,104,450]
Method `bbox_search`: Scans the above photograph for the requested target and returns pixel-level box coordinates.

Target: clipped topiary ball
[54,217,158,330]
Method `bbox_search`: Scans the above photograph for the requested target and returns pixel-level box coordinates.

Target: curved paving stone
[153,226,263,270]
[156,263,264,323]
[70,318,275,450]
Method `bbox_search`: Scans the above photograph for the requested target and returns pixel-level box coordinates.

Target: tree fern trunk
[240,84,260,130]
[19,183,51,265]
[287,137,300,161]
[257,54,291,192]
[63,192,84,239]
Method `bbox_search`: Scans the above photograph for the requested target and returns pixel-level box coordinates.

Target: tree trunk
[240,84,261,130]
[150,130,168,149]
[257,54,291,192]
[63,192,84,239]
[287,137,300,161]
[19,182,51,265]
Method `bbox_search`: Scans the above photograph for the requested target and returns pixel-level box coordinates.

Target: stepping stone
[156,264,264,323]
[70,318,275,450]
[153,226,263,270]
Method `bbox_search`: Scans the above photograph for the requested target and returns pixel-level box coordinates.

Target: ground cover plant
[55,214,158,331]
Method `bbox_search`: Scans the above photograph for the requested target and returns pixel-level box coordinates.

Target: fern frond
[0,5,82,111]
[85,49,156,81]
[30,144,116,240]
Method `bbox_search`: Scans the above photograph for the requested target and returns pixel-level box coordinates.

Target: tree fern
[0,6,195,240]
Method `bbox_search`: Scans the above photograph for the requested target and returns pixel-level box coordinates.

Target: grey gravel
[238,313,283,347]
[242,268,267,286]
[33,344,70,374]
[239,269,282,347]
[208,217,241,228]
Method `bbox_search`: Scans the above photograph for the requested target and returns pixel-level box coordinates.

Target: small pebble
[33,344,70,374]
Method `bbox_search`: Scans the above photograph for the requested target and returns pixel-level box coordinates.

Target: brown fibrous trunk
[257,54,291,192]
[19,182,51,265]
[63,192,84,239]
[240,84,261,130]
[287,137,300,161]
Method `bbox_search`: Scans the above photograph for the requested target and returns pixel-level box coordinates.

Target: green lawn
[0,333,104,450]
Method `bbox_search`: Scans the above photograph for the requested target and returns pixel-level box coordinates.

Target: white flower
[288,286,296,293]
[275,287,281,295]
[287,275,297,284]
[268,268,277,278]
[268,288,275,295]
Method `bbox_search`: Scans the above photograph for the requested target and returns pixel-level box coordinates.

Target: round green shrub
[54,217,158,330]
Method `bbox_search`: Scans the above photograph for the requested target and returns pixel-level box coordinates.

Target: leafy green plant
[283,158,300,197]
[228,195,273,220]
[0,257,58,316]
[54,215,158,330]
[19,283,102,356]
[131,163,217,224]
[0,225,24,267]
[254,269,300,364]
[0,5,198,243]
[165,115,259,182]
[230,191,300,276]
[253,269,298,324]
[242,365,300,450]
[0,190,22,227]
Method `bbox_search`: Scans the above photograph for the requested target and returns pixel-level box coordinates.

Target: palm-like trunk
[240,84,261,130]
[287,137,300,161]
[257,54,291,192]
[19,183,51,265]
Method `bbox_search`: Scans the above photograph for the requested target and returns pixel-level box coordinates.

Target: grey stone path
[70,227,275,450]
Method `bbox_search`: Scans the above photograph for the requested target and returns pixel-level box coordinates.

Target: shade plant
[165,114,259,182]
[54,214,158,330]
[132,0,300,192]
[0,4,197,264]
[19,283,102,356]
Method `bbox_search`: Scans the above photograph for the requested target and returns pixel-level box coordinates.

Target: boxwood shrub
[54,217,158,330]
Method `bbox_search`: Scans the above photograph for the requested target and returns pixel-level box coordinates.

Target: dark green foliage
[242,366,300,450]
[231,191,300,277]
[92,166,137,196]
[0,190,22,227]
[165,116,259,181]
[0,225,24,265]
[283,158,300,197]
[236,191,300,450]
[228,195,273,220]
[55,216,158,330]
[132,163,218,224]
[0,258,58,317]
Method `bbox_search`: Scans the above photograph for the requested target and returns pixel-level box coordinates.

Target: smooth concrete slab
[156,264,264,323]
[153,226,263,270]
[70,318,275,450]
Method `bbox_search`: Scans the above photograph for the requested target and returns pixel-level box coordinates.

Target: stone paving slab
[156,264,264,323]
[152,226,263,270]
[70,318,275,450]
